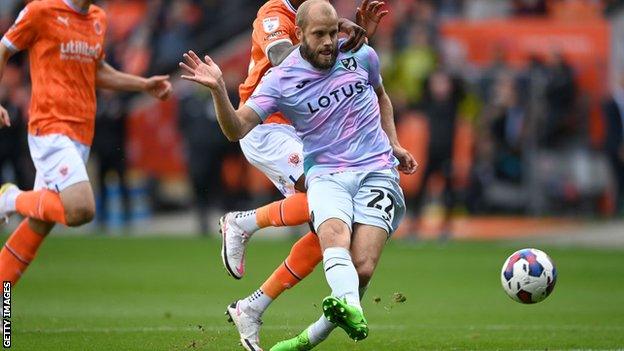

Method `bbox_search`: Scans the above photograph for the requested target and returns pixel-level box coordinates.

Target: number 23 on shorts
[366,188,395,222]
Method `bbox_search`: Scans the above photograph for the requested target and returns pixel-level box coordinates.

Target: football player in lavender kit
[180,0,416,349]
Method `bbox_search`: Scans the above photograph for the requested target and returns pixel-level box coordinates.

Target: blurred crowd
[2,0,624,235]
[358,0,620,236]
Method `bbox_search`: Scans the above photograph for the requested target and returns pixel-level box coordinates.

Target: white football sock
[308,315,336,345]
[239,289,272,318]
[322,247,360,308]
[234,210,260,234]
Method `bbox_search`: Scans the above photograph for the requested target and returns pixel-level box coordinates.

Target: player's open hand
[393,146,418,175]
[0,104,10,129]
[356,0,388,38]
[180,51,223,90]
[145,75,172,101]
[339,19,367,53]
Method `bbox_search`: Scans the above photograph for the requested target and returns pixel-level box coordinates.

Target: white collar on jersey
[63,0,89,15]
[282,0,297,14]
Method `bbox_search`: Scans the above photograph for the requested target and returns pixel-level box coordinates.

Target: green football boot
[321,296,368,341]
[270,328,314,351]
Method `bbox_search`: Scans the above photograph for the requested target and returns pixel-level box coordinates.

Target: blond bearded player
[214,0,390,350]
[180,0,416,347]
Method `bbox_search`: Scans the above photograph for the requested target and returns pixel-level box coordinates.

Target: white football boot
[219,212,251,279]
[226,301,263,351]
[0,183,19,223]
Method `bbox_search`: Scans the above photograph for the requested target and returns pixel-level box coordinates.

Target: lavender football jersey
[245,43,398,183]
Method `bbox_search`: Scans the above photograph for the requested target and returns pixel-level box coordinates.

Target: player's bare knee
[322,224,343,238]
[318,220,350,249]
[65,204,95,227]
[354,258,376,286]
[60,182,96,226]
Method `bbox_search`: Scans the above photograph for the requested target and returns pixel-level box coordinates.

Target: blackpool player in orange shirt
[0,0,172,286]
[212,0,391,350]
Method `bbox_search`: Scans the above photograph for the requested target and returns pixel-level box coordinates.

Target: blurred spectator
[480,45,512,103]
[518,54,549,144]
[412,70,464,238]
[487,72,526,184]
[152,0,192,74]
[602,78,624,214]
[470,72,527,213]
[386,24,438,112]
[0,85,33,190]
[392,0,438,51]
[543,51,577,148]
[177,86,231,235]
[384,0,439,112]
[92,91,130,229]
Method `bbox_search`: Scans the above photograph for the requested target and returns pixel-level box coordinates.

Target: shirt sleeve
[365,45,383,89]
[245,69,281,121]
[1,3,41,52]
[253,9,296,57]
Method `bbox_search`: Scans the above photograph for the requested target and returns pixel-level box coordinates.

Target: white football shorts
[28,134,90,192]
[239,123,304,197]
[307,168,406,236]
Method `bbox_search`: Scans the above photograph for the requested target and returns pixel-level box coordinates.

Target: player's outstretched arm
[179,50,260,141]
[356,0,388,38]
[96,61,172,100]
[376,84,417,175]
[0,43,14,128]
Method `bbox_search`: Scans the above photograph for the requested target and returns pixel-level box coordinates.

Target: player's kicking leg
[271,169,405,349]
[267,209,371,351]
[0,134,95,286]
[320,223,388,340]
[297,172,371,343]
[270,234,391,351]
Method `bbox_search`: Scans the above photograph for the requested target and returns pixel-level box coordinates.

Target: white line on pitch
[17,325,409,334]
[15,324,623,334]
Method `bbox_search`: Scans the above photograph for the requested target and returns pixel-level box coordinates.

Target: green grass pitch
[7,235,624,350]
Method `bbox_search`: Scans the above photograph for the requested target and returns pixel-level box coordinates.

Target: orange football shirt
[239,0,299,125]
[1,0,107,146]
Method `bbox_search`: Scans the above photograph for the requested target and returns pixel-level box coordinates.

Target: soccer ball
[500,248,557,304]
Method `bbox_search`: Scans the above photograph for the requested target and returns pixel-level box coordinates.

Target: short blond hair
[296,0,337,29]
